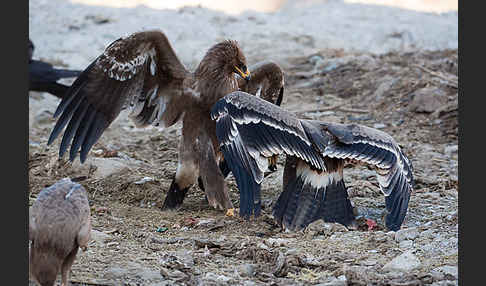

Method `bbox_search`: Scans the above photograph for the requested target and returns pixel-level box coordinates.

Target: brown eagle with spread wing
[47,30,284,213]
[211,91,414,231]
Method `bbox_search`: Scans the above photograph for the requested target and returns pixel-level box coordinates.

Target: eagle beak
[234,66,251,82]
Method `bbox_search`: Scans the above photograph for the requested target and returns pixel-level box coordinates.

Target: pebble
[265,238,289,247]
[33,109,54,125]
[134,176,155,185]
[316,275,347,286]
[409,87,447,113]
[309,55,324,65]
[420,229,436,239]
[204,272,232,283]
[238,264,256,277]
[399,240,413,249]
[394,227,419,242]
[444,145,458,156]
[432,265,458,280]
[90,230,111,244]
[373,123,386,129]
[382,250,421,272]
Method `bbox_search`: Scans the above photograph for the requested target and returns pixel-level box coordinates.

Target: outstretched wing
[316,122,414,230]
[212,92,413,231]
[47,30,190,163]
[237,61,285,106]
[211,91,325,218]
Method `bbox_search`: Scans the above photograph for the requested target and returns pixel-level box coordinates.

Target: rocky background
[29,0,458,285]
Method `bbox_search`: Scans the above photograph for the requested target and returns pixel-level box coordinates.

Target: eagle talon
[225,208,235,217]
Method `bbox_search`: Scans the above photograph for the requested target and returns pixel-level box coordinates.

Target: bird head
[197,39,251,82]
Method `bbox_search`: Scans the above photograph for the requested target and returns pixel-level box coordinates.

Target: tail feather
[273,159,355,231]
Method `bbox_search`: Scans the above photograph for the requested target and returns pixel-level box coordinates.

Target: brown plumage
[212,91,413,231]
[47,30,285,213]
[29,178,91,286]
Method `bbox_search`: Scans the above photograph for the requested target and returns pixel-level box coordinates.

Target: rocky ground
[29,1,458,285]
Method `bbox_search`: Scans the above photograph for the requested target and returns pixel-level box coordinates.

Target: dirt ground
[29,46,458,285]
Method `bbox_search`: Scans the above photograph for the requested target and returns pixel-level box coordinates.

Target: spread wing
[237,61,285,106]
[211,91,326,218]
[316,122,414,230]
[212,91,413,231]
[47,30,190,163]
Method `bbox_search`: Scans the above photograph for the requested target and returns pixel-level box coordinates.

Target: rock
[429,281,456,286]
[273,251,288,277]
[160,267,189,281]
[305,220,348,237]
[195,218,216,228]
[373,123,386,129]
[399,240,413,249]
[309,55,324,65]
[33,109,54,125]
[444,145,458,156]
[382,250,421,272]
[394,227,419,242]
[428,269,445,281]
[90,230,111,244]
[420,229,436,239]
[316,275,347,286]
[204,272,232,283]
[372,75,396,101]
[409,87,448,113]
[134,176,155,185]
[433,265,458,280]
[238,264,256,277]
[265,238,289,247]
[71,157,131,179]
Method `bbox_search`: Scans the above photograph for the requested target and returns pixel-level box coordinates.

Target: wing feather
[212,92,413,230]
[318,122,413,230]
[47,30,189,162]
[211,91,325,218]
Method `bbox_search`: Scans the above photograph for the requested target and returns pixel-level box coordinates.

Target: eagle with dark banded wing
[47,30,285,214]
[211,91,413,231]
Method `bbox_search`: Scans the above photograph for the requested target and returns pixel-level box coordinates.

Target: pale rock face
[382,250,421,272]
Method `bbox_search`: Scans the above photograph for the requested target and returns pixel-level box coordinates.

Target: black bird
[29,39,82,99]
[211,91,414,231]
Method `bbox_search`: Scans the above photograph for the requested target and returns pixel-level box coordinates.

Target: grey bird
[46,30,285,215]
[211,91,414,231]
[29,178,91,286]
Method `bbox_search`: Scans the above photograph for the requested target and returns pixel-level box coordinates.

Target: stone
[70,157,131,179]
[395,227,419,242]
[382,250,421,272]
[444,145,458,156]
[373,123,386,129]
[433,265,458,280]
[399,240,413,249]
[238,264,256,277]
[318,275,347,286]
[90,230,111,244]
[204,272,232,283]
[409,87,448,113]
[33,109,54,125]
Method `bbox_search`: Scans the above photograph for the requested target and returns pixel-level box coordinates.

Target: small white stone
[383,250,421,272]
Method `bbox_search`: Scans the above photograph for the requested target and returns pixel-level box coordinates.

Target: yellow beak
[234,66,251,81]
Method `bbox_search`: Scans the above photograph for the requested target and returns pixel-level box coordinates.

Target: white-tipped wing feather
[212,91,413,230]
